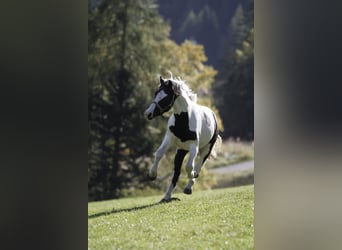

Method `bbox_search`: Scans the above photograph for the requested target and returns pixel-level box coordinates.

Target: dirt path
[208,160,254,174]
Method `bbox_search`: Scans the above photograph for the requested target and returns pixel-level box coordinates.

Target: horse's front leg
[149,133,172,180]
[161,149,188,202]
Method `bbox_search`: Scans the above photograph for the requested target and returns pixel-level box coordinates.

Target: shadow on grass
[88,197,180,219]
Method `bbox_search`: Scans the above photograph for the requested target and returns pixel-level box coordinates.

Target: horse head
[144,76,179,120]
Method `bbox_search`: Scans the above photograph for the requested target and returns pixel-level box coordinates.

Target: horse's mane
[166,72,197,103]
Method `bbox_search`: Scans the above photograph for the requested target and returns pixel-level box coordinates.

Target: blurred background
[88,0,254,201]
[3,0,342,249]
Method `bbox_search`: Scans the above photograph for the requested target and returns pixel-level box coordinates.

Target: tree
[214,1,254,140]
[88,0,169,200]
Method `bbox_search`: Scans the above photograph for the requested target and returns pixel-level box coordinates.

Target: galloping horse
[144,74,221,202]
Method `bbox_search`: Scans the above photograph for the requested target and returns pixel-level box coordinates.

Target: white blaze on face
[144,90,168,118]
[155,90,168,102]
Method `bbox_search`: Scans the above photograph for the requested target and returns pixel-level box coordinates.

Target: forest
[88,0,254,201]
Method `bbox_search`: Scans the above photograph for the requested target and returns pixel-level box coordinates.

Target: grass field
[88,185,254,249]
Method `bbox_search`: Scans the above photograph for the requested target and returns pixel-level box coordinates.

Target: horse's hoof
[160,198,172,203]
[147,172,157,181]
[170,197,181,202]
[160,197,181,203]
[183,188,192,195]
[148,175,157,181]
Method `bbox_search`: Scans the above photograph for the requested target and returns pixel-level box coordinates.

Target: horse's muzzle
[144,109,154,120]
[145,103,157,120]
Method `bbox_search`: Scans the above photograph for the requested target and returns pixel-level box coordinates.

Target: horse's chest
[169,112,197,142]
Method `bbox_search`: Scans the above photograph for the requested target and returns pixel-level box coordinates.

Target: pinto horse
[144,74,221,202]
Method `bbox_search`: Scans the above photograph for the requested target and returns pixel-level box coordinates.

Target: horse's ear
[160,76,166,85]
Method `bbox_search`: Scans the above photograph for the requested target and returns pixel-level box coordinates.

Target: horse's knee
[155,152,163,161]
[185,163,193,172]
[155,145,167,159]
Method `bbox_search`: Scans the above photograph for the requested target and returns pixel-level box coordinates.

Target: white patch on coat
[144,90,167,117]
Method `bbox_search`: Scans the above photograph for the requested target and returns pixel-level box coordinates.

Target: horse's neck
[173,93,193,114]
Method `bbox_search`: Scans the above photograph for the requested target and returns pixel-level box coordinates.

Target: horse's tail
[210,134,222,159]
[209,112,221,159]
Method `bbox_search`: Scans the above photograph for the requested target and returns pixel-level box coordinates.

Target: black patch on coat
[169,112,197,142]
[172,149,188,187]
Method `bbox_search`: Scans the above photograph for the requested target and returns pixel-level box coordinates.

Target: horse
[144,73,221,202]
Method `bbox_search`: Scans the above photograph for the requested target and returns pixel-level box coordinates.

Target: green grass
[88,185,254,249]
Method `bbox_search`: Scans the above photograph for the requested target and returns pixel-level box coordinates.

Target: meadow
[88,185,254,249]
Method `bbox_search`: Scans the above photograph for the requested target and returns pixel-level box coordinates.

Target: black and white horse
[144,74,221,202]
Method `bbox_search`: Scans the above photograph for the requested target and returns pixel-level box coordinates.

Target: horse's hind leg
[193,144,212,178]
[185,143,199,178]
[162,149,188,202]
[183,144,212,195]
[183,144,199,195]
[184,178,195,195]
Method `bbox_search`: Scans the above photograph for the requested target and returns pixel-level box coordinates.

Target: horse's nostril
[147,113,153,120]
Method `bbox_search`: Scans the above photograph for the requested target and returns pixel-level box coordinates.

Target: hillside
[88,185,254,249]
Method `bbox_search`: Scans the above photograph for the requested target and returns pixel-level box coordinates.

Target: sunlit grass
[88,185,254,249]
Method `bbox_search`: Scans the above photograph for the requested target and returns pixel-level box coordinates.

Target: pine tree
[214,1,254,140]
[88,0,169,200]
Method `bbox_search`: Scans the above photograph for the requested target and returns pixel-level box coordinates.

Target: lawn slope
[88,185,254,249]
